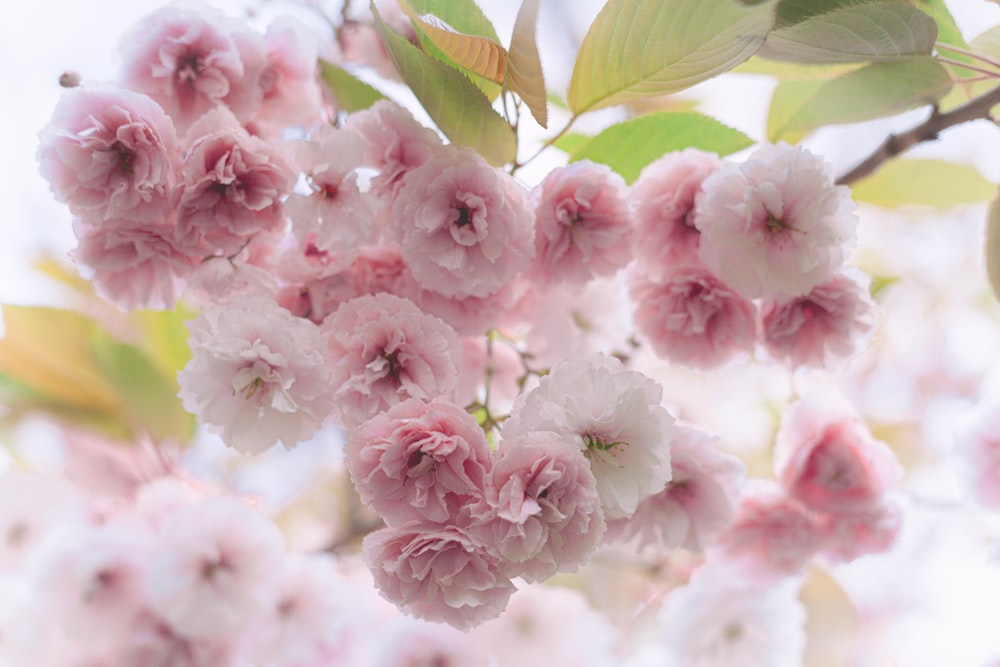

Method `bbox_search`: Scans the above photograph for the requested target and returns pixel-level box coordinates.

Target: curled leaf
[506,0,548,128]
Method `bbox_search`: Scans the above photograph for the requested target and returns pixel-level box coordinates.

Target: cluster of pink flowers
[629,146,875,370]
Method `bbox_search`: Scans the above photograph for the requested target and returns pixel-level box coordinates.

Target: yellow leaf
[506,0,548,128]
[399,3,507,84]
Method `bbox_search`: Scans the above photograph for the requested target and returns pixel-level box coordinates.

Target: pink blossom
[774,393,901,514]
[177,296,334,454]
[475,430,605,582]
[174,107,294,255]
[119,4,259,131]
[759,269,876,367]
[629,265,757,369]
[715,481,823,577]
[72,217,196,311]
[251,18,325,132]
[363,521,515,630]
[957,398,1000,510]
[528,160,632,284]
[400,276,524,337]
[345,99,442,200]
[502,353,675,519]
[344,397,491,525]
[818,499,902,564]
[694,143,857,299]
[630,148,721,279]
[325,293,462,430]
[38,85,177,223]
[455,336,524,412]
[0,472,90,571]
[606,427,744,553]
[145,495,285,639]
[390,146,534,298]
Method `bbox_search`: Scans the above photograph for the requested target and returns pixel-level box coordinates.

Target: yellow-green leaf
[766,79,826,143]
[852,159,995,208]
[567,0,774,115]
[506,0,548,128]
[134,305,195,381]
[986,187,1000,304]
[399,5,506,84]
[760,2,938,64]
[320,60,386,112]
[767,56,952,141]
[567,112,754,184]
[372,5,517,166]
[554,132,593,155]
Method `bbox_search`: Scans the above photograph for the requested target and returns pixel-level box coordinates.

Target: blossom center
[581,432,628,464]
[176,52,203,86]
[5,522,27,546]
[111,141,135,175]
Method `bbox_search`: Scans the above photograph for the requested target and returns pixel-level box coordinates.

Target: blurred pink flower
[957,398,1000,510]
[345,397,491,525]
[251,18,325,132]
[503,353,675,519]
[759,269,875,368]
[363,521,515,630]
[390,146,534,298]
[325,293,462,430]
[528,160,632,284]
[630,148,721,279]
[695,143,856,299]
[630,264,757,369]
[178,296,334,454]
[818,499,902,564]
[474,430,605,582]
[38,85,177,223]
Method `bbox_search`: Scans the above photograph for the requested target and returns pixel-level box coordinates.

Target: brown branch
[836,84,1000,186]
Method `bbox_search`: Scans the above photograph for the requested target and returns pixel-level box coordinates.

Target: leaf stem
[936,42,1000,72]
[836,84,1000,186]
[511,114,579,174]
[936,56,1000,79]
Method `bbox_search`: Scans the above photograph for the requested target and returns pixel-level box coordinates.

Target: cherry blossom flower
[606,427,744,552]
[474,430,605,582]
[177,296,334,454]
[759,269,876,368]
[250,18,325,132]
[119,4,260,131]
[38,85,177,223]
[774,393,901,514]
[363,521,516,630]
[714,481,823,577]
[373,617,488,667]
[145,495,285,639]
[694,142,857,299]
[72,217,196,311]
[345,397,492,525]
[630,148,721,279]
[629,265,757,369]
[0,472,90,571]
[325,293,462,430]
[174,108,294,255]
[503,353,675,519]
[528,160,632,284]
[389,146,534,298]
[658,561,806,667]
[957,398,1000,510]
[818,498,902,564]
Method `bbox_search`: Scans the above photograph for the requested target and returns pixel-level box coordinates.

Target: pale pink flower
[345,99,442,199]
[325,293,462,430]
[714,481,823,577]
[818,499,902,564]
[72,217,196,311]
[177,296,334,454]
[251,18,325,132]
[694,143,857,299]
[38,85,177,223]
[606,427,744,553]
[528,160,632,284]
[630,148,722,279]
[374,618,488,667]
[145,495,285,639]
[629,265,757,369]
[774,393,901,514]
[455,336,524,412]
[186,253,277,306]
[175,107,294,255]
[658,561,806,667]
[474,430,605,582]
[957,398,1000,510]
[401,275,524,337]
[759,269,876,367]
[120,4,259,131]
[503,353,675,519]
[363,521,516,630]
[345,397,491,525]
[0,472,90,571]
[286,124,380,254]
[390,146,534,298]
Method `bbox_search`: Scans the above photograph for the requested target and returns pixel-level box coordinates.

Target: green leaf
[567,0,774,114]
[553,132,593,155]
[90,333,195,444]
[398,1,507,84]
[766,79,826,143]
[372,5,517,166]
[985,186,1000,304]
[734,57,860,80]
[566,112,754,184]
[760,2,938,64]
[319,61,386,112]
[772,0,863,28]
[851,159,995,207]
[767,56,951,141]
[506,0,548,128]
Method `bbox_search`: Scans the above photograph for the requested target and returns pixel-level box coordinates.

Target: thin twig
[836,84,1000,185]
[937,56,1000,79]
[937,42,1000,72]
[511,114,579,174]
